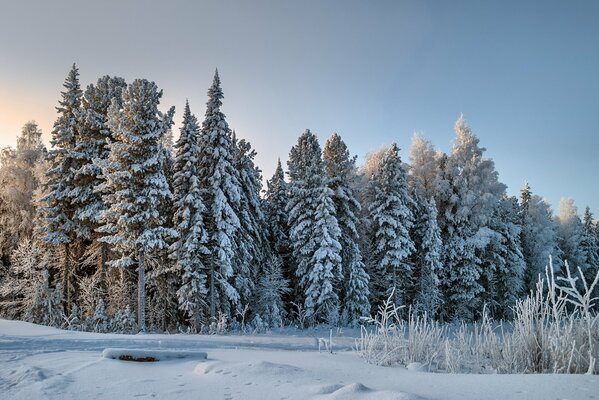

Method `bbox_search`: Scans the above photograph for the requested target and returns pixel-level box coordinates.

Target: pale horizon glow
[0,0,598,214]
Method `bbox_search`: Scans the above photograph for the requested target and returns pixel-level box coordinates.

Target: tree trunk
[138,246,146,332]
[210,264,216,320]
[63,242,71,312]
[100,242,108,303]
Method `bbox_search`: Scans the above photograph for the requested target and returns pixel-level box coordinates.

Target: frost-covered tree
[197,70,242,320]
[98,79,176,332]
[264,159,293,294]
[170,101,210,330]
[408,134,442,200]
[40,64,83,311]
[437,115,506,321]
[287,129,342,323]
[411,196,443,317]
[367,143,414,310]
[232,134,268,310]
[255,254,289,328]
[520,188,561,293]
[581,207,599,282]
[556,198,588,275]
[323,132,369,324]
[0,121,46,265]
[482,196,525,319]
[75,75,127,281]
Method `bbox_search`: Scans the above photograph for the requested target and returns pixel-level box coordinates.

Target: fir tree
[170,101,210,330]
[323,132,369,324]
[197,70,242,320]
[581,207,599,282]
[40,64,83,311]
[99,79,176,332]
[287,129,342,323]
[367,143,414,310]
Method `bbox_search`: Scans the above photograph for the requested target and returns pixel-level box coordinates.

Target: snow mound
[406,362,429,372]
[102,348,207,361]
[195,360,303,376]
[315,382,420,400]
[2,365,49,388]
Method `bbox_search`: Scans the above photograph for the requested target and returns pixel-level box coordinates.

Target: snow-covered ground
[1,319,598,400]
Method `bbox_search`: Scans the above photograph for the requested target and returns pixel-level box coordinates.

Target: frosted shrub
[358,259,599,374]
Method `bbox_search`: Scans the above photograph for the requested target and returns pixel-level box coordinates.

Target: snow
[1,319,598,400]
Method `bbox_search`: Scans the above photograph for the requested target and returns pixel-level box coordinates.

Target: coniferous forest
[1,65,598,333]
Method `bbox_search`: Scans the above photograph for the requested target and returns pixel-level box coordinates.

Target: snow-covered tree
[556,198,588,275]
[520,188,561,293]
[264,159,293,296]
[411,196,443,317]
[170,101,210,330]
[0,121,46,265]
[581,207,599,282]
[197,70,242,320]
[98,79,176,332]
[255,254,289,328]
[323,132,369,325]
[232,134,268,310]
[408,134,442,200]
[39,64,83,311]
[287,129,342,324]
[75,75,127,281]
[367,142,414,310]
[482,196,525,319]
[437,115,506,321]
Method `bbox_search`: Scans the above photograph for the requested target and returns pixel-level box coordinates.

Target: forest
[0,64,598,335]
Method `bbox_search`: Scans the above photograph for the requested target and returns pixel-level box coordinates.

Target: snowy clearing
[1,319,598,400]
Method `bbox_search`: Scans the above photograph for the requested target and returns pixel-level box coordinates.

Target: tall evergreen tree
[581,207,599,281]
[323,132,369,325]
[197,70,242,320]
[40,64,83,311]
[170,101,210,330]
[368,143,414,310]
[98,79,175,331]
[556,198,588,275]
[287,130,342,323]
[232,134,268,310]
[411,196,443,317]
[437,115,505,321]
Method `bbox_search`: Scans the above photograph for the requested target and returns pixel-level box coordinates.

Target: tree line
[0,65,597,333]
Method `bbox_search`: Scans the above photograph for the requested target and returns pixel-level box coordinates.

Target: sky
[0,0,598,214]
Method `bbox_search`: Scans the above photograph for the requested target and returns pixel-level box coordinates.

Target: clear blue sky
[0,0,597,214]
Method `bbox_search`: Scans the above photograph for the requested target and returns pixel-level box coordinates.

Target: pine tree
[287,129,342,323]
[323,132,369,325]
[367,143,414,310]
[98,79,176,332]
[411,197,443,317]
[170,101,210,330]
[255,254,289,328]
[437,115,506,321]
[197,70,242,320]
[40,64,83,311]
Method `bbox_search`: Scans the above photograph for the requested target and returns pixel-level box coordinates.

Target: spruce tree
[197,70,242,320]
[98,79,176,331]
[40,64,83,311]
[411,197,443,317]
[287,129,342,323]
[323,132,369,324]
[581,207,599,282]
[170,101,210,330]
[367,143,414,310]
